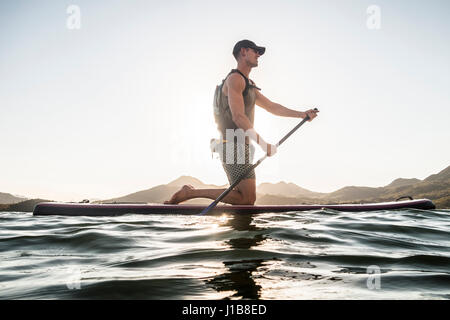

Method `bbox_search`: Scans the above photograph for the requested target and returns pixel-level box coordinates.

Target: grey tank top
[213,69,261,139]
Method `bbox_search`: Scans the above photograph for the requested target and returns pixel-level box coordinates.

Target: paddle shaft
[200,109,318,215]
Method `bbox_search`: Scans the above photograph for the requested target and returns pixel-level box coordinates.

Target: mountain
[0,192,27,204]
[0,199,52,212]
[102,176,226,205]
[398,166,450,208]
[386,178,421,188]
[2,165,448,211]
[102,165,449,208]
[424,166,450,183]
[326,186,385,202]
[257,182,323,198]
[101,185,175,204]
[257,166,450,208]
[256,194,328,205]
[105,178,321,205]
[167,176,227,189]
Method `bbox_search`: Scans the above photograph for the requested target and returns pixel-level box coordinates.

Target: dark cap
[232,40,266,58]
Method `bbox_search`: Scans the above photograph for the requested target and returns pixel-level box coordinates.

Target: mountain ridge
[99,165,449,208]
[1,165,449,211]
[0,192,28,205]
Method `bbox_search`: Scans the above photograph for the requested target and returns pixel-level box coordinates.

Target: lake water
[1,209,449,299]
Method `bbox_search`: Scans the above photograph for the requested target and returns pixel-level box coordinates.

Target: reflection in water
[206,214,271,299]
[2,209,449,299]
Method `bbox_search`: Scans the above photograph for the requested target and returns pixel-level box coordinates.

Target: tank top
[213,69,261,140]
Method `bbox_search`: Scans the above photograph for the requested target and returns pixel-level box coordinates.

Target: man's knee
[236,178,256,205]
[241,192,256,205]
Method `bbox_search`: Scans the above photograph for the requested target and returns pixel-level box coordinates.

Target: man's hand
[305,109,319,121]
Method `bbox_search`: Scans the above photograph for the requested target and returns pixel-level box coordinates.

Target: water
[1,209,449,300]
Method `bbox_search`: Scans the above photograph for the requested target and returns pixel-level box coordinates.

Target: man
[165,40,318,205]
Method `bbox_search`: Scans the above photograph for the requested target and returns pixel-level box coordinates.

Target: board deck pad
[33,199,436,216]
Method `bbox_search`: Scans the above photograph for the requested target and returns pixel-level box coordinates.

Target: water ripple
[0,209,449,299]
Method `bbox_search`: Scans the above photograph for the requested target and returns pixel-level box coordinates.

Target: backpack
[213,69,259,127]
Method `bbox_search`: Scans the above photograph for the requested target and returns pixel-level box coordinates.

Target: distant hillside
[167,176,227,189]
[0,192,27,205]
[326,186,385,202]
[424,166,450,183]
[105,177,323,205]
[257,166,450,208]
[102,185,177,204]
[0,199,52,212]
[257,182,323,198]
[103,176,226,204]
[256,194,322,205]
[377,166,450,208]
[386,178,421,188]
[101,165,449,208]
[4,166,447,211]
[390,167,450,208]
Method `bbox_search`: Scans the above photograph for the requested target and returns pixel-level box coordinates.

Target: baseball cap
[232,40,266,58]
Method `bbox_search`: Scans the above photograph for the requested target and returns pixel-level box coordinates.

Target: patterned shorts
[220,142,256,185]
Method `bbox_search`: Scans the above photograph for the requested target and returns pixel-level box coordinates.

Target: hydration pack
[212,69,260,135]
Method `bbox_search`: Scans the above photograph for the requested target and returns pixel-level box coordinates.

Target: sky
[0,0,449,201]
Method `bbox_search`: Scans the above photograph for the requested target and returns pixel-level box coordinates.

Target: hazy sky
[1,0,449,201]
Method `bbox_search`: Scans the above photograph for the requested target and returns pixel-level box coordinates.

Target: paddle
[199,108,319,215]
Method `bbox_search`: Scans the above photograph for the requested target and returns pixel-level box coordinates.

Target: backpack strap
[222,69,261,97]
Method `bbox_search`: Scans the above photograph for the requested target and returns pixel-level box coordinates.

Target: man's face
[242,47,261,67]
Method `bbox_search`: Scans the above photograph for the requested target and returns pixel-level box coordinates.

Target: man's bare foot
[164,185,195,204]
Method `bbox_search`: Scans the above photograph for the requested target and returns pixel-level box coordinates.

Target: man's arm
[227,73,254,131]
[226,74,277,156]
[255,90,307,118]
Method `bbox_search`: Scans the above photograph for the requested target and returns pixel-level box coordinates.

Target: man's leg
[235,178,256,205]
[164,178,256,205]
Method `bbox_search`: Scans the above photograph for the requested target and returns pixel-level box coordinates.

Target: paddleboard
[33,199,435,216]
